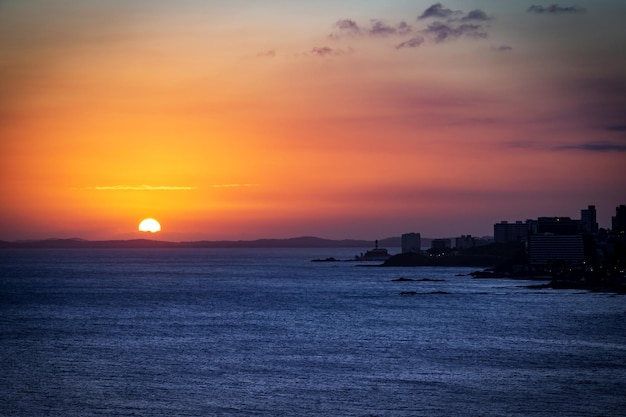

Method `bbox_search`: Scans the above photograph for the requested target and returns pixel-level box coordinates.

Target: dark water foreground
[1,248,625,417]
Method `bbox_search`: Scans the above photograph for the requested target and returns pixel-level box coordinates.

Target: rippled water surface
[1,248,625,416]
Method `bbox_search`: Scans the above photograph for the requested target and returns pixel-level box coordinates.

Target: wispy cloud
[417,4,491,43]
[418,3,458,20]
[492,45,513,52]
[331,3,494,51]
[369,20,412,37]
[422,22,488,43]
[212,183,258,188]
[88,185,196,191]
[506,137,626,153]
[331,19,412,38]
[334,18,360,35]
[310,46,347,57]
[527,4,586,14]
[419,4,492,22]
[554,141,626,152]
[256,50,276,58]
[462,10,493,22]
[396,36,425,49]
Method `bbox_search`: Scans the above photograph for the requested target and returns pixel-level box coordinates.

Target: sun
[138,218,161,233]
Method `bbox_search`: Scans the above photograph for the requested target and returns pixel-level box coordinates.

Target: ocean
[1,248,625,416]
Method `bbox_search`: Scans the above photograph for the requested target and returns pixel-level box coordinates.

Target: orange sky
[1,1,625,241]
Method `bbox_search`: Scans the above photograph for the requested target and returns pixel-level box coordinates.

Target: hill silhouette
[0,236,402,249]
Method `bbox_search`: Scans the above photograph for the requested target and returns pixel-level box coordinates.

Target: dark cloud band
[527,4,586,14]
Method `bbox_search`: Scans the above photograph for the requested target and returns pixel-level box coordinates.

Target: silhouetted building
[401,233,421,254]
[529,234,585,266]
[494,221,528,243]
[536,217,580,235]
[581,205,598,234]
[473,237,492,246]
[431,239,451,250]
[356,240,391,261]
[455,235,474,250]
[612,205,626,233]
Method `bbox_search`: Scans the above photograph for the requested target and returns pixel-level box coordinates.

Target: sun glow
[138,218,161,233]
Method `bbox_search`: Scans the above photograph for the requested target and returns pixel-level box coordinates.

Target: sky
[1,0,625,241]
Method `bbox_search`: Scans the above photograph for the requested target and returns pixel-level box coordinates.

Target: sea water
[1,248,625,417]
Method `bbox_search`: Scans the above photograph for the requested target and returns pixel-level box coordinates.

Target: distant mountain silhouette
[0,236,403,249]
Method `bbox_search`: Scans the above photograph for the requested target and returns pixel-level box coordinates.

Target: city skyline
[2,203,623,245]
[1,1,625,241]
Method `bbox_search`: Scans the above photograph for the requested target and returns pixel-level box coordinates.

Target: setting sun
[138,218,161,233]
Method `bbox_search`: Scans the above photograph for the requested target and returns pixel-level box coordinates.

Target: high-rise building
[431,239,451,250]
[536,217,580,235]
[581,205,598,234]
[612,205,626,233]
[455,235,474,250]
[529,235,585,266]
[401,233,421,254]
[494,221,528,243]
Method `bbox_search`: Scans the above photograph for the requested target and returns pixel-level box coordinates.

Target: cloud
[256,50,276,58]
[396,21,412,35]
[329,4,494,51]
[527,4,586,14]
[413,4,491,45]
[493,45,513,52]
[310,46,346,57]
[369,19,412,36]
[554,141,626,152]
[334,18,361,35]
[418,4,491,22]
[396,36,425,49]
[418,3,458,20]
[332,19,412,38]
[462,9,492,21]
[506,138,626,153]
[88,185,196,191]
[212,183,258,188]
[369,20,396,36]
[422,22,488,42]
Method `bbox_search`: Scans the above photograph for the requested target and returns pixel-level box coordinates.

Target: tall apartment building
[401,233,421,254]
[535,217,580,235]
[581,205,598,234]
[431,239,451,250]
[455,235,474,250]
[612,205,626,233]
[494,221,528,243]
[529,234,585,266]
